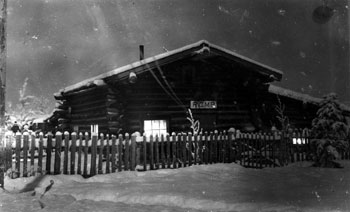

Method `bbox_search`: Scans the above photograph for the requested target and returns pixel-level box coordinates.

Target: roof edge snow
[268,84,322,105]
[268,84,350,113]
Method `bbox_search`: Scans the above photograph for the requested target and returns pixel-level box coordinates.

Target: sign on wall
[190,101,217,109]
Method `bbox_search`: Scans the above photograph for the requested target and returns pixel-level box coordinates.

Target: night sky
[6,0,350,111]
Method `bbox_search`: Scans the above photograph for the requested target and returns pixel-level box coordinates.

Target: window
[144,120,167,137]
[293,138,306,145]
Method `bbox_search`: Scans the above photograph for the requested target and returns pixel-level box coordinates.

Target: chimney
[139,45,144,60]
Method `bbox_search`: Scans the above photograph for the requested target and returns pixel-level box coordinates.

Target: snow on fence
[1,129,349,180]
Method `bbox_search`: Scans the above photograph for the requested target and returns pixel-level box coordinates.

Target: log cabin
[50,40,350,135]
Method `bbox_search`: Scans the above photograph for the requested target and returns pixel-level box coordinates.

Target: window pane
[152,120,160,129]
[159,120,167,130]
[144,120,152,131]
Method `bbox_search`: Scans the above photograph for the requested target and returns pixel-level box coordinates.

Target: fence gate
[235,132,288,168]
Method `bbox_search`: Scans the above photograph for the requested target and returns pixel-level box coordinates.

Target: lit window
[144,120,167,137]
[293,138,305,144]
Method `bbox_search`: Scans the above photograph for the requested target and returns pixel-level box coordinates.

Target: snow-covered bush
[310,93,349,168]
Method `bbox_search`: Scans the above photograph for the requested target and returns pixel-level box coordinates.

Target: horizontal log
[106,94,118,100]
[215,123,240,129]
[58,118,70,124]
[106,111,120,117]
[124,110,186,116]
[70,110,106,118]
[68,98,106,108]
[69,121,109,127]
[69,98,107,109]
[71,105,107,114]
[57,105,68,110]
[106,115,123,121]
[53,109,68,115]
[107,108,120,114]
[217,114,250,120]
[106,99,118,106]
[58,123,70,129]
[70,115,109,122]
[125,119,141,126]
[128,126,141,132]
[65,89,107,103]
[108,127,122,134]
[72,124,110,129]
[55,100,68,107]
[108,119,121,124]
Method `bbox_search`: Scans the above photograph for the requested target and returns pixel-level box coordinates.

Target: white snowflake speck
[271,40,281,46]
[278,9,286,16]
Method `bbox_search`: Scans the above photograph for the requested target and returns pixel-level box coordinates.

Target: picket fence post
[63,131,69,175]
[54,132,62,175]
[83,132,89,177]
[38,132,44,174]
[171,132,176,169]
[77,133,83,175]
[15,132,21,177]
[118,134,123,172]
[111,135,117,173]
[105,134,110,174]
[70,132,77,175]
[124,133,130,171]
[90,133,98,176]
[98,133,104,174]
[142,133,147,171]
[130,134,136,171]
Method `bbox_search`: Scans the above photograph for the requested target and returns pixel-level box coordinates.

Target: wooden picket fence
[2,128,350,188]
[0,129,326,180]
[0,135,12,188]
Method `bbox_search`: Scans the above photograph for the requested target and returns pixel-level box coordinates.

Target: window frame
[143,119,168,137]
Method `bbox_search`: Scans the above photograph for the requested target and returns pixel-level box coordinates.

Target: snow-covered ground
[1,161,350,212]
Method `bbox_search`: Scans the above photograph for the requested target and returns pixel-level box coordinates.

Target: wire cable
[144,62,187,112]
[155,60,186,109]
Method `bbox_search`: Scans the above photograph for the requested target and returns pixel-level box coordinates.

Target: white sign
[190,101,217,109]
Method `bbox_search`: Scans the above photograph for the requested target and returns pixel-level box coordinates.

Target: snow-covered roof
[55,40,283,97]
[32,114,52,123]
[268,84,350,113]
[268,84,322,105]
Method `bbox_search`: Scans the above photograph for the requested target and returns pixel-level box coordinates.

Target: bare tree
[6,78,51,126]
[275,95,289,131]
